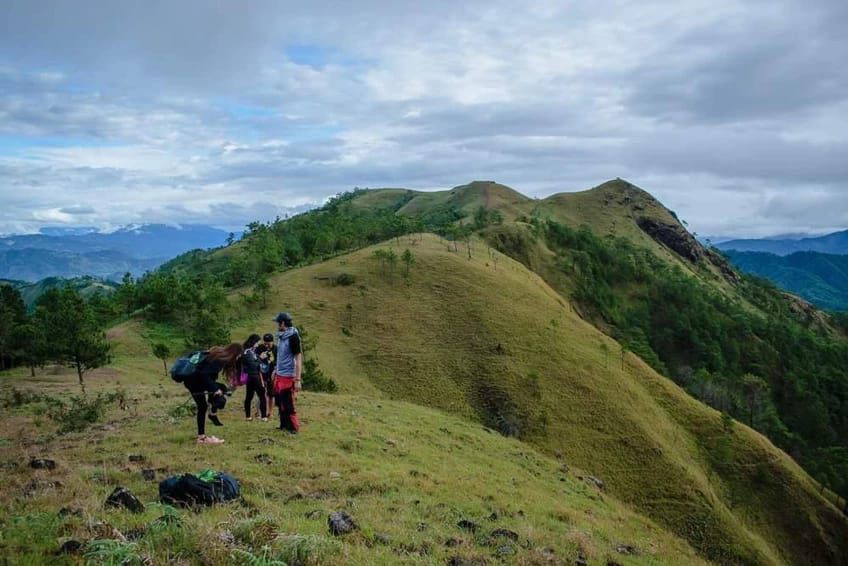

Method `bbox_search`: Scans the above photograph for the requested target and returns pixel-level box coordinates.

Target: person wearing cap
[272,312,302,433]
[255,333,277,416]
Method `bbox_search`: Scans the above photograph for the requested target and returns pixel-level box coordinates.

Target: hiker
[272,312,302,434]
[184,343,242,445]
[255,333,276,415]
[242,333,268,421]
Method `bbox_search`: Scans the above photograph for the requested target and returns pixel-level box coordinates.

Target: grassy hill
[222,234,846,565]
[0,326,707,565]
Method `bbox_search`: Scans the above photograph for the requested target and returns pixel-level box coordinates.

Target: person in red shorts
[272,312,302,434]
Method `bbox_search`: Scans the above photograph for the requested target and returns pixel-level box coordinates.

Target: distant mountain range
[724,250,848,311]
[716,229,848,256]
[714,228,848,311]
[0,276,118,308]
[0,224,232,281]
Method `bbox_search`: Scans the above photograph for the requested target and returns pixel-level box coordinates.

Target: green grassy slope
[231,234,847,564]
[0,328,707,565]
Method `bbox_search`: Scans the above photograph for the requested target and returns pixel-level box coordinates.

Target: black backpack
[159,472,240,506]
[169,351,206,383]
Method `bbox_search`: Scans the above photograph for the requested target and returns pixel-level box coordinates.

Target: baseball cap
[273,312,293,325]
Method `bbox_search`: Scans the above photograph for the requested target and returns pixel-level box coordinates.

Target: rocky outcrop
[636,217,704,263]
[637,217,743,285]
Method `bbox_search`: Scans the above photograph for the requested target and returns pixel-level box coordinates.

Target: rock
[141,468,156,481]
[489,528,519,542]
[29,458,56,470]
[328,511,358,536]
[124,527,146,541]
[105,486,145,513]
[127,454,145,463]
[58,506,83,518]
[329,471,341,479]
[575,551,588,566]
[444,537,463,547]
[254,453,273,465]
[495,545,515,557]
[24,479,62,495]
[586,476,605,491]
[615,544,638,555]
[457,519,479,532]
[374,533,392,545]
[217,530,236,545]
[417,522,428,532]
[88,520,126,541]
[59,539,83,554]
[636,217,704,264]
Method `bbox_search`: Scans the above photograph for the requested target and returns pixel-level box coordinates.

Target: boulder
[29,458,56,470]
[59,539,83,554]
[105,486,144,513]
[328,511,358,536]
[457,519,479,532]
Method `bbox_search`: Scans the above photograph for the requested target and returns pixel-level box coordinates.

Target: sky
[0,0,846,238]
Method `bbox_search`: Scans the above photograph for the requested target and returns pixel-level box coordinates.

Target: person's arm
[291,333,303,391]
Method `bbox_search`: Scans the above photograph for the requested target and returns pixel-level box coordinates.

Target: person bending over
[183,343,241,445]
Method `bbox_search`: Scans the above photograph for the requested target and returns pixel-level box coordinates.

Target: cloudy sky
[1,0,846,237]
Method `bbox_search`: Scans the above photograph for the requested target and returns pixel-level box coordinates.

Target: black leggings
[192,392,209,435]
[244,376,267,418]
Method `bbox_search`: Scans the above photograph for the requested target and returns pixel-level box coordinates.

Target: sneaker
[261,417,268,422]
[197,435,225,445]
[246,417,253,422]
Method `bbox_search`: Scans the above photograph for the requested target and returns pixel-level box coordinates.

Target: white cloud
[0,0,846,236]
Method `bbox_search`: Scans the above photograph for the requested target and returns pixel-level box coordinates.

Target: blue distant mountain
[716,229,848,256]
[724,250,848,311]
[0,224,232,281]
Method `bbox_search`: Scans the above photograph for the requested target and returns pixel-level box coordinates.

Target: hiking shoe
[209,414,223,426]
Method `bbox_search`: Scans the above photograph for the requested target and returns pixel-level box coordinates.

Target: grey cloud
[58,205,95,215]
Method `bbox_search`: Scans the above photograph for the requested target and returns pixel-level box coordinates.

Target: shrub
[47,390,126,433]
[302,358,338,393]
[333,273,356,286]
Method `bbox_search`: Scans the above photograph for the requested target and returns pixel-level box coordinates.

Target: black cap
[262,333,274,342]
[273,312,293,325]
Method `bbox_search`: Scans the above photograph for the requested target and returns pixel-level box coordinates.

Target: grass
[224,233,847,564]
[0,367,705,564]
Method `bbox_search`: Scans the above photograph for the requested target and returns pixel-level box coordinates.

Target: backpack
[159,470,240,506]
[169,351,206,383]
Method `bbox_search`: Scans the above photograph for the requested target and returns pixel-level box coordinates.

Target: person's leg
[193,393,208,436]
[244,380,256,419]
[279,388,299,433]
[208,392,223,426]
[258,381,268,418]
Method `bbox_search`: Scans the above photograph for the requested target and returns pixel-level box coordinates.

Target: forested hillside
[724,250,848,311]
